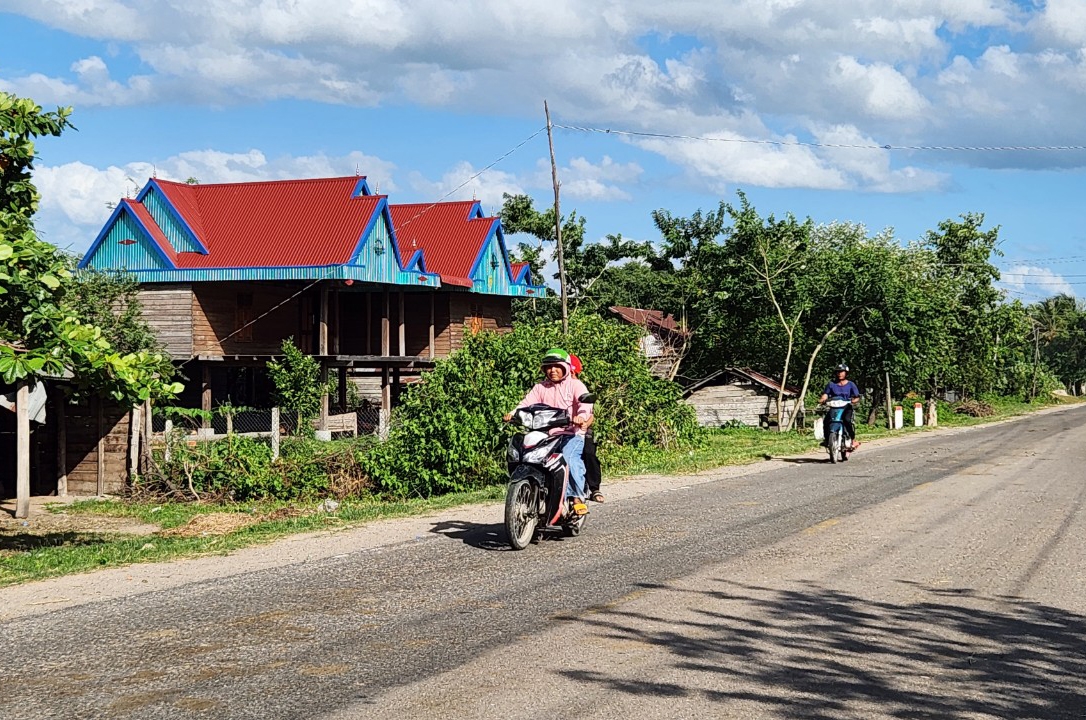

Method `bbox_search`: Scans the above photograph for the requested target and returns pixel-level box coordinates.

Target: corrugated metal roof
[123,199,176,264]
[684,368,801,397]
[510,261,529,282]
[153,177,381,268]
[609,305,688,336]
[389,201,494,284]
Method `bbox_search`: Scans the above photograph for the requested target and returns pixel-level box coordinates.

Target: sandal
[571,499,589,516]
[589,492,605,503]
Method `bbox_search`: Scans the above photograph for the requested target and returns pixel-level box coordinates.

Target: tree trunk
[786,307,860,431]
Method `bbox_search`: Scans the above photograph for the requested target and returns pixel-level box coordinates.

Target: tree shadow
[557,579,1086,719]
[429,521,510,551]
[0,531,113,553]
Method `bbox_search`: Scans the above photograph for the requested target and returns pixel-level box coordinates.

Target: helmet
[569,354,583,375]
[541,348,571,366]
[835,364,849,375]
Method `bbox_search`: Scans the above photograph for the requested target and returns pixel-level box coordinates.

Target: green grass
[3,394,1079,587]
[0,486,504,587]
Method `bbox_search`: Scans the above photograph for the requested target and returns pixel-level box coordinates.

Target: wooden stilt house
[78,175,545,445]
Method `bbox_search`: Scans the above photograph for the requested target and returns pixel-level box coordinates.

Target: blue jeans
[560,435,586,499]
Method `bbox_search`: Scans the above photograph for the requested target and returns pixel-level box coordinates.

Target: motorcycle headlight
[522,444,554,464]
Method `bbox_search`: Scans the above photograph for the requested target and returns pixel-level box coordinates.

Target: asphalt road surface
[4,407,1086,719]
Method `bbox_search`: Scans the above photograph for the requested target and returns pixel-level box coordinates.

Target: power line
[554,123,1086,153]
[218,126,547,344]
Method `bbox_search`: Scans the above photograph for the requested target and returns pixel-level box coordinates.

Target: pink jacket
[515,369,593,436]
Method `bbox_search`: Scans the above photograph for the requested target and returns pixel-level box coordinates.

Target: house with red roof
[80,176,545,429]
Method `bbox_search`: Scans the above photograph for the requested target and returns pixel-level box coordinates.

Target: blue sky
[3,0,1086,300]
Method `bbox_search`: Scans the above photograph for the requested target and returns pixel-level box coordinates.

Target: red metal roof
[123,199,177,264]
[152,177,382,268]
[510,261,529,282]
[389,201,494,286]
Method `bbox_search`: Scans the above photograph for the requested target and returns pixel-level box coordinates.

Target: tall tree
[0,91,179,402]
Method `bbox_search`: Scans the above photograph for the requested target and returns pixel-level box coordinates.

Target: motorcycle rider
[569,354,604,503]
[504,349,593,515]
[819,364,861,450]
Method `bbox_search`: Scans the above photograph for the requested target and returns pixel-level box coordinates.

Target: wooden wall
[448,293,512,353]
[685,381,795,428]
[138,282,514,361]
[63,398,131,496]
[192,282,304,356]
[138,284,194,359]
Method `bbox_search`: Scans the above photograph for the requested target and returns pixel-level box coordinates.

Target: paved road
[4,408,1086,719]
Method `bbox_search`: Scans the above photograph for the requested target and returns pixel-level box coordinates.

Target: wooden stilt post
[319,285,329,357]
[15,381,30,519]
[201,365,212,430]
[366,292,373,355]
[398,289,405,357]
[382,289,390,356]
[332,289,341,355]
[338,367,348,412]
[56,388,67,498]
[96,399,105,496]
[142,398,152,474]
[428,293,435,361]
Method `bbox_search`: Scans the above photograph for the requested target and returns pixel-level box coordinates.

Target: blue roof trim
[467,219,500,279]
[121,264,442,285]
[138,179,209,254]
[405,249,426,272]
[352,177,372,197]
[78,201,129,269]
[347,198,408,268]
[79,202,177,270]
[468,201,484,220]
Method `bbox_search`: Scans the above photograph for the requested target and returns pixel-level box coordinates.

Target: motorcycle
[824,398,853,464]
[504,395,593,550]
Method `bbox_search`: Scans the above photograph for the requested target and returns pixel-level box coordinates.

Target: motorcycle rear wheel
[505,479,538,550]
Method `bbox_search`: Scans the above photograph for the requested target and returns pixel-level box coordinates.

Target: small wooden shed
[2,380,136,515]
[683,368,801,428]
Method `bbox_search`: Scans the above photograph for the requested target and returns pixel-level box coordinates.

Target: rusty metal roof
[684,367,801,397]
[609,305,689,336]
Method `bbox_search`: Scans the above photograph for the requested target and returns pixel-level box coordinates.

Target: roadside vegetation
[5,89,1086,586]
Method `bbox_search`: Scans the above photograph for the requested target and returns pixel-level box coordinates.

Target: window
[235,293,253,342]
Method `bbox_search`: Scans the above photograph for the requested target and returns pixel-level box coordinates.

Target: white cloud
[409,154,642,210]
[4,0,1086,184]
[1001,265,1075,298]
[32,148,398,252]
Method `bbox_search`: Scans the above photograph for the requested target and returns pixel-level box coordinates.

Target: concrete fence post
[270,407,280,461]
[893,405,904,430]
[914,402,923,427]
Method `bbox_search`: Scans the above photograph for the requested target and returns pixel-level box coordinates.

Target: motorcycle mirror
[578,393,595,403]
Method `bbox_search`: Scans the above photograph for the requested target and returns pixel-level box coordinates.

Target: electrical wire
[217,126,548,344]
[553,123,1086,152]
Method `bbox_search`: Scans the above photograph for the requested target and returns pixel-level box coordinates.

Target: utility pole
[544,100,569,335]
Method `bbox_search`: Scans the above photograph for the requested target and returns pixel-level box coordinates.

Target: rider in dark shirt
[819,364,861,449]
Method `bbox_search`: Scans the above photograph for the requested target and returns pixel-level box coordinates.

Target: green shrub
[146,435,373,501]
[362,313,702,497]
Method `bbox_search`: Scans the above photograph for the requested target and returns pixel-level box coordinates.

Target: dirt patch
[160,513,256,538]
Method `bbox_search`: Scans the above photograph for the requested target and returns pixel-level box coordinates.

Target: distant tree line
[501,192,1069,425]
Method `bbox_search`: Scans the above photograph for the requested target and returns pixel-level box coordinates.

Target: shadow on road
[557,579,1086,719]
[429,520,509,551]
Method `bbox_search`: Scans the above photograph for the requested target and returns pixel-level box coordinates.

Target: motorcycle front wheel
[505,479,538,550]
[828,432,840,464]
